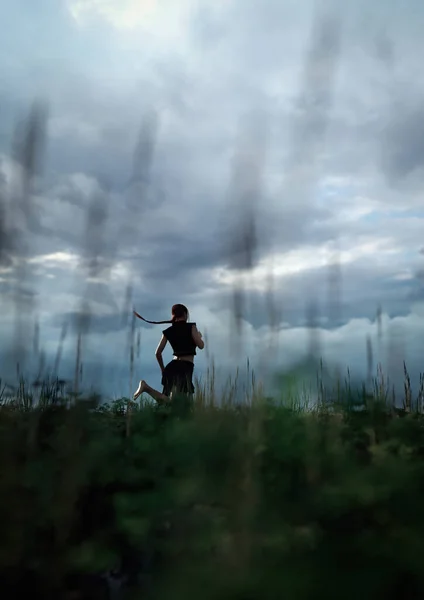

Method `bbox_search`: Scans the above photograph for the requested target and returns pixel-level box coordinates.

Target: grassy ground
[1,367,424,599]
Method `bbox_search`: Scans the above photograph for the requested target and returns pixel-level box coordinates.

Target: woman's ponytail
[133,311,172,325]
[133,303,189,325]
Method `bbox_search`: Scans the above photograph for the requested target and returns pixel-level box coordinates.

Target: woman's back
[162,322,197,357]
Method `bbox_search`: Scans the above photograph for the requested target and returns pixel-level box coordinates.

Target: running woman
[133,303,204,403]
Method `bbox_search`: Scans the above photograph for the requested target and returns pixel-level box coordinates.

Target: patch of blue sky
[358,207,424,223]
[317,177,356,202]
[359,211,381,224]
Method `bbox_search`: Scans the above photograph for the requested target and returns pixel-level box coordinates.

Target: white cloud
[27,251,80,267]
[49,117,102,146]
[68,0,158,29]
[213,236,403,292]
[67,0,198,45]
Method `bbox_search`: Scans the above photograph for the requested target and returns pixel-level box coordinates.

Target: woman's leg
[133,380,170,404]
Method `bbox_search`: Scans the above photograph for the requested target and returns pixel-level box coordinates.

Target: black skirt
[161,359,195,396]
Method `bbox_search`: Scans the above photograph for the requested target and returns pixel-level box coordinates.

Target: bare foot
[133,379,146,400]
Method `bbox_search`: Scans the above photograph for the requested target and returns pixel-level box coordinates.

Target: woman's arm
[191,325,204,350]
[155,334,168,372]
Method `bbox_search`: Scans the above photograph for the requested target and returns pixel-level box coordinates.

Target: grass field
[1,364,424,600]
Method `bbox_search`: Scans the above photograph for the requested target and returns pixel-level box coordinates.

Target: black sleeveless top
[162,322,197,357]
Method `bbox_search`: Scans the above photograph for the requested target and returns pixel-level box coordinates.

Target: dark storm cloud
[50,310,123,334]
[381,102,424,183]
[374,32,396,69]
[0,0,350,304]
[139,235,222,280]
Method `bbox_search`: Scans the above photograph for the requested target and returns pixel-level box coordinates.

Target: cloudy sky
[1,0,424,401]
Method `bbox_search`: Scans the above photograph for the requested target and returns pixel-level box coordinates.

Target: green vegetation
[1,366,424,599]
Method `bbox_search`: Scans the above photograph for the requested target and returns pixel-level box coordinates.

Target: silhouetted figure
[133,304,204,404]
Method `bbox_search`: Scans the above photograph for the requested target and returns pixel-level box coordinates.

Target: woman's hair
[171,304,189,322]
[133,304,189,325]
